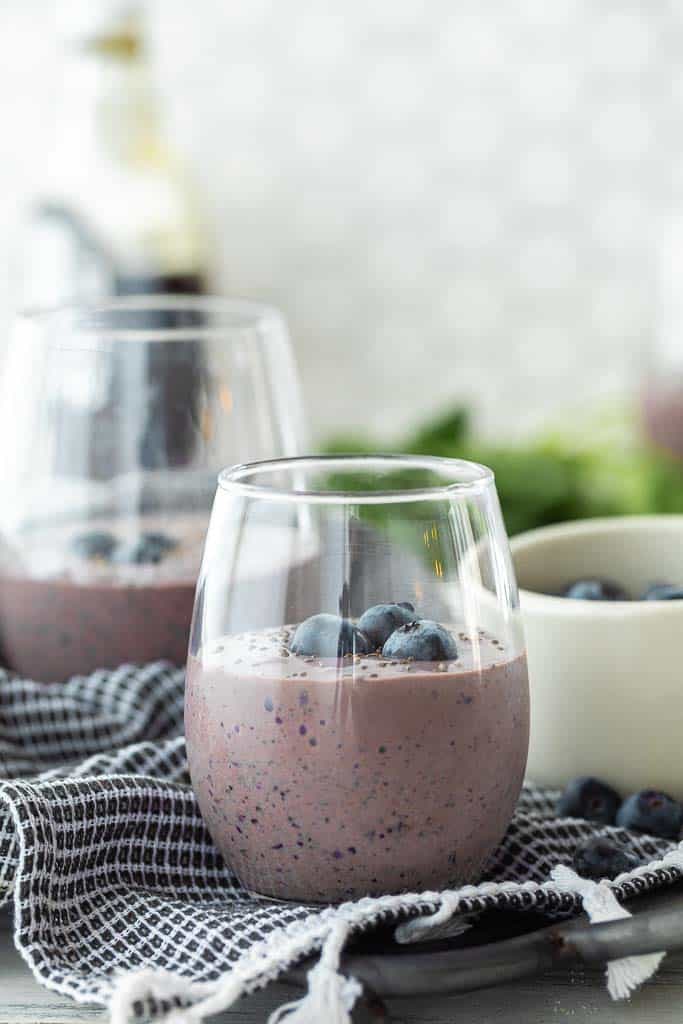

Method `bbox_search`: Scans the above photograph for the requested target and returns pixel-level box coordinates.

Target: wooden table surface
[3,907,683,1023]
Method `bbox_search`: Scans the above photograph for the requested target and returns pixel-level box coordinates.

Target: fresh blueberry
[616,790,683,839]
[358,603,419,650]
[561,579,630,601]
[382,620,457,661]
[113,531,178,566]
[573,837,640,881]
[641,583,683,601]
[290,614,369,658]
[71,531,118,560]
[556,776,621,825]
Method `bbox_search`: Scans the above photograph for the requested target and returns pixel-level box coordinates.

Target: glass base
[246,886,332,907]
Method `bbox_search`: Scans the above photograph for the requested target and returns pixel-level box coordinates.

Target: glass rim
[15,294,285,344]
[218,454,495,505]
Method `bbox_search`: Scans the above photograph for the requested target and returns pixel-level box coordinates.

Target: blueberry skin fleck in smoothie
[185,624,529,903]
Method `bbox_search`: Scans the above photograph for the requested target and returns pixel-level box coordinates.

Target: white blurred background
[0,0,674,443]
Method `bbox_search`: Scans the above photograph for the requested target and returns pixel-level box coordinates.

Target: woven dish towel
[1,662,683,1023]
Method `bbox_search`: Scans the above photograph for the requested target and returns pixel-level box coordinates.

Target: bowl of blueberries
[510,516,683,798]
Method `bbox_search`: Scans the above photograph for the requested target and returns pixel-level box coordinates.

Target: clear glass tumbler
[185,455,529,903]
[0,296,305,681]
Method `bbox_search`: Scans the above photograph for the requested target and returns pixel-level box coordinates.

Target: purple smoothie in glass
[641,379,683,460]
[0,516,205,681]
[185,625,529,903]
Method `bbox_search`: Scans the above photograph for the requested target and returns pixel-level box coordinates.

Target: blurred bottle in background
[641,216,683,460]
[17,0,213,473]
[19,0,211,303]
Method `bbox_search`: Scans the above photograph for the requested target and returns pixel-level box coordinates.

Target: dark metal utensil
[285,882,683,1000]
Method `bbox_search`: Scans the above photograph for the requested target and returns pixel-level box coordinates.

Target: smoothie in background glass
[0,297,304,681]
[641,376,683,460]
[185,455,529,903]
[642,215,683,460]
[0,514,204,681]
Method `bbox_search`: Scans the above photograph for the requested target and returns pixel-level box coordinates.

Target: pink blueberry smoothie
[185,624,529,903]
[0,516,205,681]
[641,381,683,460]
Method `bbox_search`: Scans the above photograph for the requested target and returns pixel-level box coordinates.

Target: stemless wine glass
[185,455,529,903]
[0,296,305,681]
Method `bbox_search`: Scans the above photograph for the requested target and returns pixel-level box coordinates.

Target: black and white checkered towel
[1,662,682,1023]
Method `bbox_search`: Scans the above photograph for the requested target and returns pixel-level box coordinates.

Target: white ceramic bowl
[510,516,683,798]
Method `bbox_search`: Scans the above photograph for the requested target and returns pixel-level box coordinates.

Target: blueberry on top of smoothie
[290,613,369,658]
[556,776,621,825]
[572,836,640,881]
[616,790,683,839]
[382,620,457,661]
[71,530,118,560]
[642,583,683,601]
[113,531,178,566]
[358,602,419,650]
[561,579,629,601]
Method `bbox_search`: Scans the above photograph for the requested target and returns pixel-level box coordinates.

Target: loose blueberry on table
[616,790,683,840]
[556,776,621,825]
[558,776,683,841]
[572,836,640,881]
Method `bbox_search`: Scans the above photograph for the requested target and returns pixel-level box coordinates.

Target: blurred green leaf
[322,401,683,535]
[404,407,470,456]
